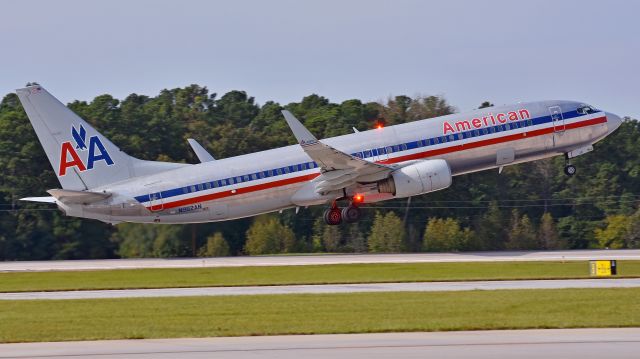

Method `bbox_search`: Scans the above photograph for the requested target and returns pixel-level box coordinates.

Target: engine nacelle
[377,159,452,198]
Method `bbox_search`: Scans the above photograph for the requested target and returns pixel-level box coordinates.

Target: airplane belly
[443,132,557,175]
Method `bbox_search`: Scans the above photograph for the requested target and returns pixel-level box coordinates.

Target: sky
[1,0,638,118]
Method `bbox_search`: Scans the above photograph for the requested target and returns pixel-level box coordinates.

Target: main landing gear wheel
[341,205,361,223]
[564,164,577,176]
[323,207,342,225]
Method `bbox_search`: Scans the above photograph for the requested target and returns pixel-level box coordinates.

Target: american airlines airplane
[17,85,622,225]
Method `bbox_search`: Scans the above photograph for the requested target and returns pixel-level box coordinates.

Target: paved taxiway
[1,328,638,358]
[1,249,639,272]
[1,278,638,300]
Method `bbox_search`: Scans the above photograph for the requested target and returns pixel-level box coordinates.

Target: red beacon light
[353,194,365,203]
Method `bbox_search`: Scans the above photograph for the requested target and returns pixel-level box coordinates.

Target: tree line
[0,85,638,260]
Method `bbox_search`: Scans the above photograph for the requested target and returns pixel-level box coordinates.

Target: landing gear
[341,205,361,223]
[564,154,576,176]
[323,203,342,225]
[323,198,363,225]
[564,164,576,176]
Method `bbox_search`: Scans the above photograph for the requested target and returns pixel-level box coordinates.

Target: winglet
[281,110,318,145]
[187,139,215,162]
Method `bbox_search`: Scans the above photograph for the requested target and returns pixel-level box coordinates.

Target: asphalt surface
[1,278,638,300]
[1,328,639,358]
[1,249,639,272]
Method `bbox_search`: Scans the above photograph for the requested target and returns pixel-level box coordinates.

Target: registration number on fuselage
[177,203,203,213]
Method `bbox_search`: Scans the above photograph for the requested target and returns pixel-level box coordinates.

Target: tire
[341,206,361,223]
[323,208,342,225]
[564,164,577,176]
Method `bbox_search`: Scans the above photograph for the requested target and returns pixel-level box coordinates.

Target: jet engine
[377,159,452,198]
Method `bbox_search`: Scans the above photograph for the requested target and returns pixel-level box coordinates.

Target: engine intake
[377,159,452,198]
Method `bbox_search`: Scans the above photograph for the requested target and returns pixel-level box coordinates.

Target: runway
[1,249,639,272]
[1,278,638,300]
[1,328,638,358]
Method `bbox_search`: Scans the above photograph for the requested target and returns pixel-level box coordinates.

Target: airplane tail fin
[16,85,188,190]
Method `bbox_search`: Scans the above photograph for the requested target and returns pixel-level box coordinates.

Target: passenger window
[448,135,455,141]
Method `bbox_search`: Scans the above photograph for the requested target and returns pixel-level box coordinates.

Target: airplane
[17,85,622,225]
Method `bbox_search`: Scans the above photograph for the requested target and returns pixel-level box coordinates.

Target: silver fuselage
[61,100,621,224]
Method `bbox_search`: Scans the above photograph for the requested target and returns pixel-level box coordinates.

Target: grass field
[0,288,638,343]
[1,261,639,293]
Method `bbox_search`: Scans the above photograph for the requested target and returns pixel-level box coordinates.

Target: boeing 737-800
[17,85,622,225]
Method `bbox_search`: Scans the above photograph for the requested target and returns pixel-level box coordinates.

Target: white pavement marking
[1,249,639,272]
[1,278,639,300]
[1,328,639,359]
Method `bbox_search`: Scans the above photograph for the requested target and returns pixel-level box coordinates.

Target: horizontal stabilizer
[20,196,57,203]
[46,189,111,204]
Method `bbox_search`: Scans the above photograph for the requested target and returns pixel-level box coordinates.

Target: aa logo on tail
[58,125,114,176]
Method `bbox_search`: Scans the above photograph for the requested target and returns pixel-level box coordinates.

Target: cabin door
[148,192,164,212]
[549,105,565,148]
[549,106,565,133]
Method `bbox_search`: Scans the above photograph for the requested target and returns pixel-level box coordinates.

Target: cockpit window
[577,104,597,115]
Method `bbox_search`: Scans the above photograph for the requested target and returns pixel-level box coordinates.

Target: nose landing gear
[564,154,577,176]
[564,164,577,176]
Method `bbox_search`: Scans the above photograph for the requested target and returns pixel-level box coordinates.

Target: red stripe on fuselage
[152,116,607,210]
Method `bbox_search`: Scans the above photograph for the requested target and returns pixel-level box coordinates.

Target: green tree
[311,217,343,252]
[423,217,474,252]
[474,201,506,250]
[113,223,188,258]
[594,214,637,249]
[538,213,564,249]
[368,212,406,252]
[345,224,367,253]
[197,232,230,257]
[244,215,296,255]
[506,210,538,250]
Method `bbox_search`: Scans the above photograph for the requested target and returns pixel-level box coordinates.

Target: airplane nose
[606,112,623,133]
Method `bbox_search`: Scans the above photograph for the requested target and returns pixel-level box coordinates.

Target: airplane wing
[187,139,215,162]
[282,110,393,193]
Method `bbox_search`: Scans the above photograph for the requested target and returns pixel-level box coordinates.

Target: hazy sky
[1,0,638,118]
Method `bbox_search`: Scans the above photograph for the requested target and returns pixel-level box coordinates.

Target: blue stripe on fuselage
[134,109,595,204]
